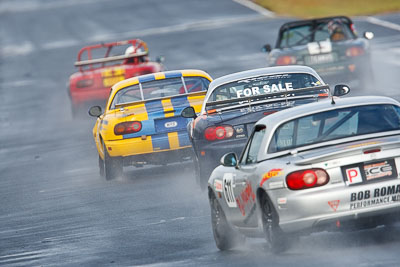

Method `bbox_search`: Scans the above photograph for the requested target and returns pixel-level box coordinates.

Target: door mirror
[88,106,102,117]
[262,44,272,53]
[220,152,238,167]
[181,106,197,118]
[333,84,350,97]
[363,31,374,40]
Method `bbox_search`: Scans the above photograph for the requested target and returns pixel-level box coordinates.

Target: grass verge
[254,0,400,18]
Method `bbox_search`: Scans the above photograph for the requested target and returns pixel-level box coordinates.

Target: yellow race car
[89,69,213,180]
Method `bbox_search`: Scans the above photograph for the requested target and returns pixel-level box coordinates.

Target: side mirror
[181,106,197,119]
[262,44,272,53]
[156,55,165,63]
[220,152,238,167]
[88,106,102,117]
[363,31,374,40]
[333,84,350,97]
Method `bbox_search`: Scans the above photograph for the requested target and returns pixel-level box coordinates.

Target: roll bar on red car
[74,39,149,71]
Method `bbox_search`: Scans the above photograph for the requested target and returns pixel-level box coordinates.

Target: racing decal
[277,197,287,205]
[236,83,293,98]
[350,184,400,210]
[269,181,284,189]
[101,68,126,87]
[307,40,332,55]
[364,161,394,181]
[240,101,296,114]
[328,200,340,212]
[344,167,363,185]
[260,169,283,186]
[223,173,237,208]
[236,181,256,216]
[214,179,223,192]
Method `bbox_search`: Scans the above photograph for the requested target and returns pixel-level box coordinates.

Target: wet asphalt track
[1,0,400,266]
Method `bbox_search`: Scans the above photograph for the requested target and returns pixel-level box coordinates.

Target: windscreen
[268,104,400,153]
[111,76,210,108]
[207,73,322,104]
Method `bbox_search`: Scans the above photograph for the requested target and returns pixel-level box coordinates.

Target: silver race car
[208,90,400,252]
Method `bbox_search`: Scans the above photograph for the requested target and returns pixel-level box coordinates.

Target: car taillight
[286,169,329,190]
[204,125,234,141]
[76,79,94,88]
[276,55,296,65]
[346,46,364,57]
[114,121,142,135]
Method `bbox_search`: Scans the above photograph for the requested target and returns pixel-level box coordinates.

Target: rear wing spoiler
[294,137,400,166]
[114,91,206,110]
[205,85,330,114]
[74,51,148,67]
[74,39,148,71]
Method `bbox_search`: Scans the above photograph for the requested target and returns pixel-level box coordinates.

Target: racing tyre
[260,192,289,253]
[103,143,123,181]
[209,192,244,250]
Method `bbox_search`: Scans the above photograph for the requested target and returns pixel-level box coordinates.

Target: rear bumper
[122,147,193,166]
[280,203,400,234]
[275,180,400,234]
[69,87,110,107]
[104,133,192,161]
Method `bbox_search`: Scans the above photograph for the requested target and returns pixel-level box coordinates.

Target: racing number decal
[223,173,237,208]
[101,68,126,87]
[307,40,332,55]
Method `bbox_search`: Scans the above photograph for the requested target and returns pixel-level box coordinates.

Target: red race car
[68,39,164,117]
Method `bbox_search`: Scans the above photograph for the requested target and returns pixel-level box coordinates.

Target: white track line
[365,16,400,32]
[233,0,275,18]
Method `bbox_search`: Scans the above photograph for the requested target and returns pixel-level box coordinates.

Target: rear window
[268,104,400,153]
[279,19,354,48]
[110,76,210,108]
[207,73,321,103]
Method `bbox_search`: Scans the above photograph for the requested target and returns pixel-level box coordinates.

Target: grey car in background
[263,16,374,90]
[208,92,400,252]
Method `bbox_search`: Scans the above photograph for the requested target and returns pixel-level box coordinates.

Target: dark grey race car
[263,16,374,90]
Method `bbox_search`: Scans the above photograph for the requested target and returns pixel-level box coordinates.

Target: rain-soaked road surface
[1,0,400,266]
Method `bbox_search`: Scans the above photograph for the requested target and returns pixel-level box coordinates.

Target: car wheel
[209,192,244,250]
[260,192,289,253]
[103,143,123,181]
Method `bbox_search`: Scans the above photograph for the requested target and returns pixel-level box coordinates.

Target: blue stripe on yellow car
[170,96,190,114]
[178,130,191,147]
[139,74,156,83]
[151,133,170,151]
[145,100,163,119]
[164,71,182,79]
